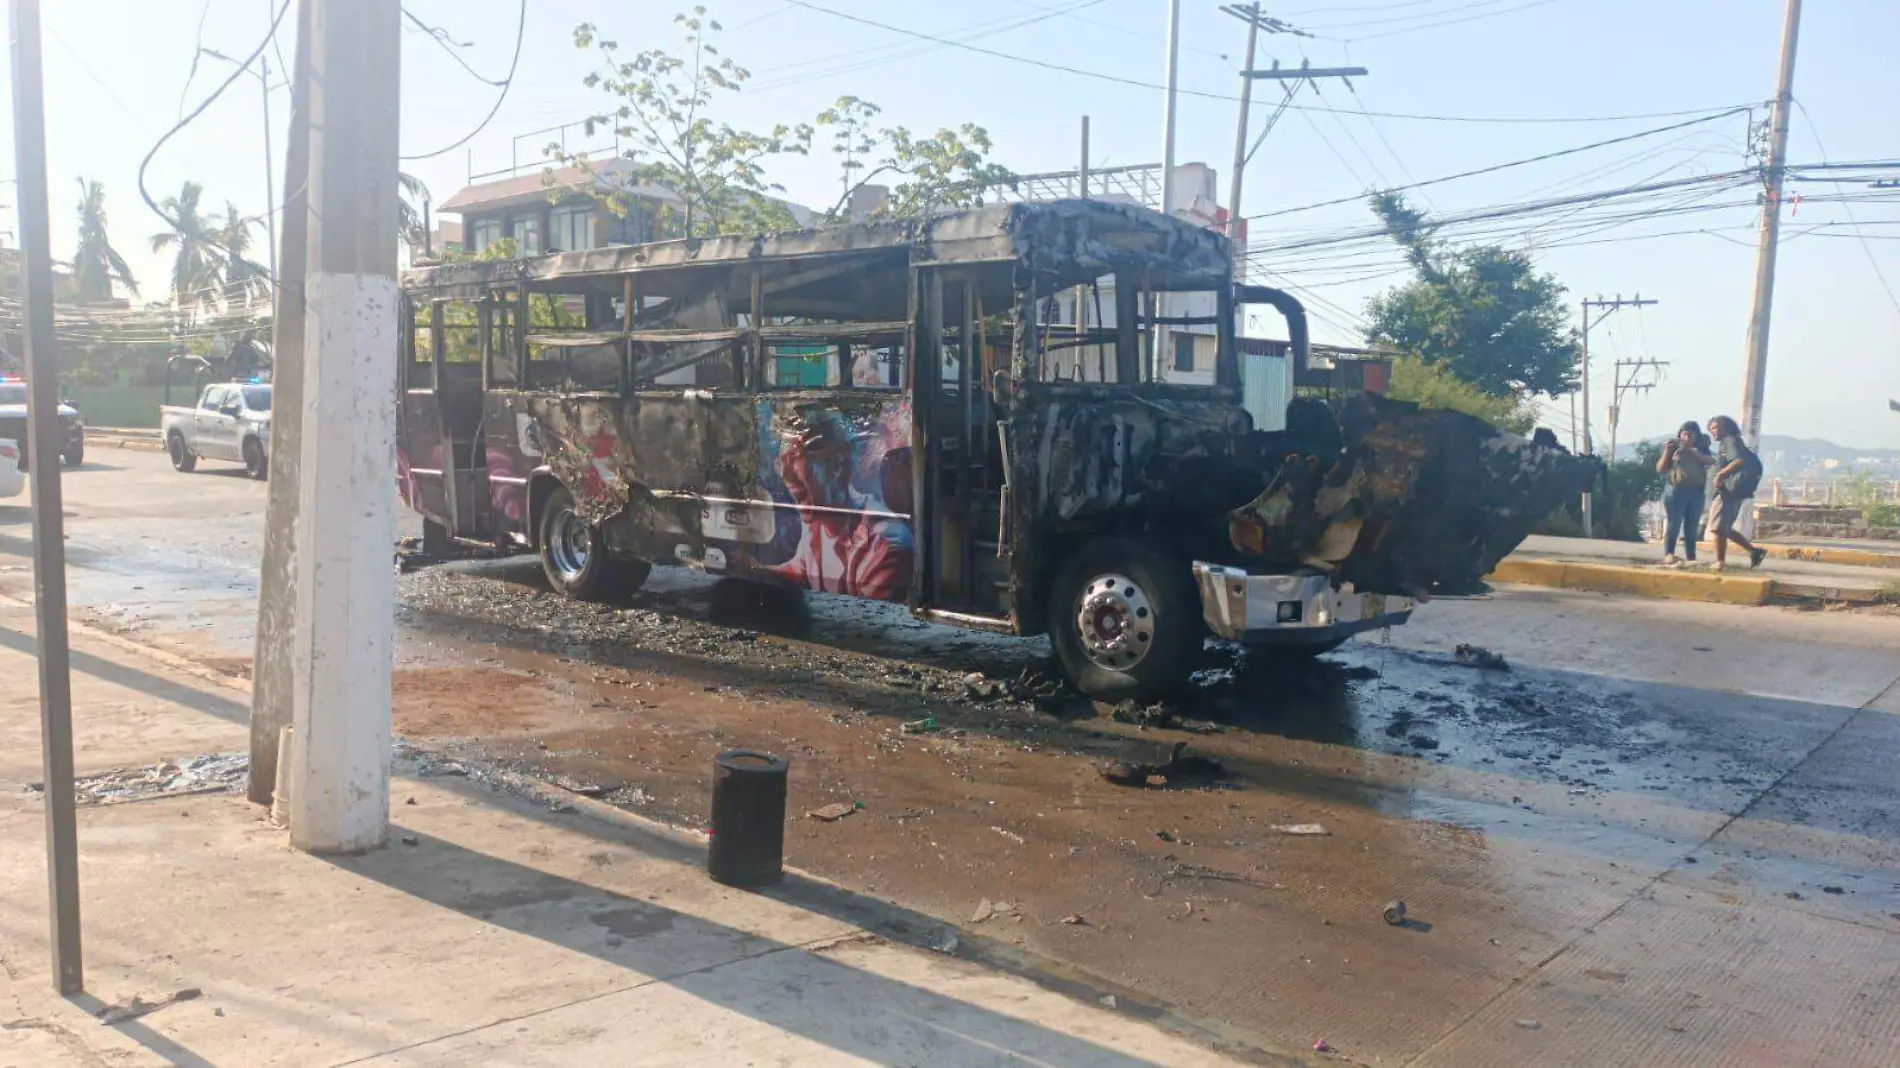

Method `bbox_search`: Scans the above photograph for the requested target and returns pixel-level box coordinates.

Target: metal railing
[1764,478,1900,508]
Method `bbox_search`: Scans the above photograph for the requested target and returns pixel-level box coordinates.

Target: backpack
[1726,443,1764,499]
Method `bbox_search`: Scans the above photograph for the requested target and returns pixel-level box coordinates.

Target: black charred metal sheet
[1014,385,1253,526]
[400,200,1228,298]
[1229,394,1601,597]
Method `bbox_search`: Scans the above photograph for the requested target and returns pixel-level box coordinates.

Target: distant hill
[1613,434,1900,473]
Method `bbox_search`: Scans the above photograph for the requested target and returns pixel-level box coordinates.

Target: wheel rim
[1073,572,1155,671]
[548,506,592,581]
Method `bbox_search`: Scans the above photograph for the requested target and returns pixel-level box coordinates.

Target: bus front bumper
[1192,563,1414,646]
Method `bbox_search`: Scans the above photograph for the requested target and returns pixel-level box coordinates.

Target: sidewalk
[82,426,164,452]
[1494,534,1898,606]
[0,605,1252,1067]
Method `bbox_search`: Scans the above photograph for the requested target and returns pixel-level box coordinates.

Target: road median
[84,425,165,452]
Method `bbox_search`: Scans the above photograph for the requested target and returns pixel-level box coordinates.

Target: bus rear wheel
[537,486,649,600]
[1048,538,1202,702]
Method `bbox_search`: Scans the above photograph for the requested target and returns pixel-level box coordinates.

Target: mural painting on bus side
[747,397,914,602]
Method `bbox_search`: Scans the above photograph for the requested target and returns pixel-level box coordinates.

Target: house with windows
[436,158,682,258]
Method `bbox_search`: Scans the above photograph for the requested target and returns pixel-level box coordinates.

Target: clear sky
[3,0,1895,447]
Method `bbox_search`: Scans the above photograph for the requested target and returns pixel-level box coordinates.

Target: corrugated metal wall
[1241,351,1291,432]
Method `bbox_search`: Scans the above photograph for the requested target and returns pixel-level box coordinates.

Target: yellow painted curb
[1487,558,1773,606]
[1765,545,1900,570]
[1690,539,1900,569]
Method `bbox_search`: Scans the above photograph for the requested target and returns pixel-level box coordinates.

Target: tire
[168,432,197,473]
[243,437,269,480]
[62,441,83,468]
[537,486,650,600]
[1048,538,1203,701]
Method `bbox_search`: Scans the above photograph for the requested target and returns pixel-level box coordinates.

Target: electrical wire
[402,0,529,161]
[776,0,1745,126]
[404,7,510,87]
[1247,108,1750,221]
[1299,0,1547,33]
[1791,98,1900,322]
[1340,0,1563,42]
[140,0,295,281]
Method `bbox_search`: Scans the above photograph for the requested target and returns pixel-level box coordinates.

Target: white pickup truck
[160,382,273,479]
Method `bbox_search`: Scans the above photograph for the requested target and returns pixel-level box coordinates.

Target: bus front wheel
[537,487,649,600]
[1048,538,1202,702]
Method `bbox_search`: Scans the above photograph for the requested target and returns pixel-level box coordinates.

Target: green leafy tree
[1363,191,1579,398]
[217,205,270,309]
[73,178,139,302]
[559,8,811,238]
[398,172,431,248]
[1384,355,1535,435]
[815,99,1017,222]
[150,180,226,313]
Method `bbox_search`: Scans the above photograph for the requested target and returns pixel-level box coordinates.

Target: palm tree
[398,171,431,249]
[150,180,225,314]
[217,204,269,309]
[73,178,139,302]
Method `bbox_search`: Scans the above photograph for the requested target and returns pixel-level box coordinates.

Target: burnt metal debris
[1229,395,1601,597]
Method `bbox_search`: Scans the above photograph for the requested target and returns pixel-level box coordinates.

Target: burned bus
[397,199,1594,698]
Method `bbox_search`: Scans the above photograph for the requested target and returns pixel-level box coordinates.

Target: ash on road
[6,448,1900,1066]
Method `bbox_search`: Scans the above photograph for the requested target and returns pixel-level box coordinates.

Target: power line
[775,0,1743,126]
[1791,98,1900,322]
[403,7,510,87]
[1246,107,1750,220]
[1341,0,1564,42]
[140,0,295,279]
[402,0,529,161]
[1300,0,1550,33]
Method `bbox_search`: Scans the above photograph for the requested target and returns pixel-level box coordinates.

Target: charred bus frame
[396,199,1583,698]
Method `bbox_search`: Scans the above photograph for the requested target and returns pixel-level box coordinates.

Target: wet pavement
[5,449,1900,1065]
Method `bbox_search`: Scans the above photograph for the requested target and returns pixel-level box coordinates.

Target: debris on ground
[991,825,1026,845]
[1272,823,1330,836]
[1313,1038,1333,1053]
[808,802,857,822]
[549,775,622,798]
[1823,885,1846,895]
[1454,644,1510,671]
[1098,994,1117,1009]
[96,988,202,1025]
[1154,829,1177,843]
[1382,900,1407,926]
[900,716,939,734]
[970,898,1018,923]
[28,754,248,805]
[962,673,1004,700]
[1097,741,1225,788]
[1515,1019,1542,1031]
[1061,913,1089,926]
[933,932,960,955]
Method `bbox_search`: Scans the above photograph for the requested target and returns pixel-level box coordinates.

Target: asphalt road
[5,446,1900,1066]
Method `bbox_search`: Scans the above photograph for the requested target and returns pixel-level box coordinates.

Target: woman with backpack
[1656,421,1712,565]
[1706,414,1767,571]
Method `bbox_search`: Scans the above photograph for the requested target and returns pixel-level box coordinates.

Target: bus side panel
[396,390,452,528]
[729,394,915,604]
[483,390,536,545]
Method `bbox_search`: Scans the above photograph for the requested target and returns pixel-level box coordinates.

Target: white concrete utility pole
[250,0,313,807]
[1159,0,1183,216]
[283,0,401,853]
[1738,0,1802,451]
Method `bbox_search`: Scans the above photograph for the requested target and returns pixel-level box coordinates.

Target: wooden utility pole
[1220,5,1361,263]
[1738,0,1802,451]
[281,0,401,852]
[9,0,82,995]
[1579,294,1657,536]
[250,0,313,806]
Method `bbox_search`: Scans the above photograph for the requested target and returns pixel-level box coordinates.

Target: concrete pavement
[1498,533,1898,605]
[0,605,1250,1067]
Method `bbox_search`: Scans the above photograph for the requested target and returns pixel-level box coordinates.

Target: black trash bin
[707,749,789,887]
